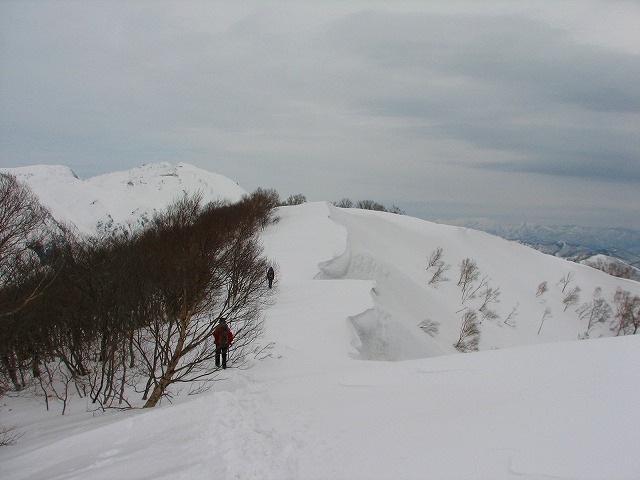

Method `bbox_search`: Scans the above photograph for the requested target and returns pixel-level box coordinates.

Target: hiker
[213,317,234,369]
[266,266,275,289]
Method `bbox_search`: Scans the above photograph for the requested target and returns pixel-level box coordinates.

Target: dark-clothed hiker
[267,266,275,289]
[213,318,234,369]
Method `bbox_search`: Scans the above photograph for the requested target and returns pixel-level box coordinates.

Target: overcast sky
[1,1,638,228]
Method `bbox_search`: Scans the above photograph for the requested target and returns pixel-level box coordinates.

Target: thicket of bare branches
[332,198,405,215]
[0,187,277,411]
[282,194,307,206]
[0,174,56,317]
[611,288,640,336]
[584,257,639,281]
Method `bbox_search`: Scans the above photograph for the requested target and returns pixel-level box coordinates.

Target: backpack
[217,326,229,345]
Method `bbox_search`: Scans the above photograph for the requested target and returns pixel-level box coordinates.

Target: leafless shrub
[457,258,480,298]
[334,198,353,208]
[461,274,490,305]
[478,284,501,323]
[536,281,548,299]
[538,307,553,335]
[0,425,23,446]
[563,286,581,312]
[427,247,444,269]
[387,205,406,215]
[426,247,450,287]
[418,319,440,337]
[584,257,638,280]
[611,288,640,336]
[282,194,306,206]
[577,287,611,337]
[356,200,387,211]
[454,310,480,352]
[504,304,519,327]
[0,173,53,315]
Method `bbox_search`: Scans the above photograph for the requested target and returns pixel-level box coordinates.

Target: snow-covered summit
[2,162,247,234]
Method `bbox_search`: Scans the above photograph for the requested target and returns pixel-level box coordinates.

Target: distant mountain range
[442,219,640,279]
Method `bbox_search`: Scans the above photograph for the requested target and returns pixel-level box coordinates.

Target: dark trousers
[215,345,229,369]
[268,278,273,288]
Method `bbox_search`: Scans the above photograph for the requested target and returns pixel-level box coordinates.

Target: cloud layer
[1,1,638,227]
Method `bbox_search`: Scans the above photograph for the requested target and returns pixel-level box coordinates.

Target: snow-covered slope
[1,166,639,479]
[3,162,247,234]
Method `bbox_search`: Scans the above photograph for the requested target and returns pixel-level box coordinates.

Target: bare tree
[577,287,611,337]
[0,174,52,312]
[334,198,353,208]
[427,247,444,269]
[426,247,450,287]
[454,310,480,352]
[611,288,640,336]
[562,286,581,312]
[282,194,306,206]
[242,188,281,229]
[428,261,450,287]
[457,258,479,292]
[387,205,405,215]
[356,200,387,211]
[557,272,575,293]
[536,281,548,299]
[478,284,501,323]
[0,174,56,392]
[538,307,552,335]
[504,303,519,327]
[461,274,490,305]
[584,257,637,280]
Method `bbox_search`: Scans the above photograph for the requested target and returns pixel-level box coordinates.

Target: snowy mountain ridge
[1,162,639,479]
[4,162,247,235]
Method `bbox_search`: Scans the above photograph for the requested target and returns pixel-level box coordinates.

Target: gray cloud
[1,1,638,228]
[327,11,640,184]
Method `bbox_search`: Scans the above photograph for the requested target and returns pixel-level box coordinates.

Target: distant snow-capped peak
[2,162,248,235]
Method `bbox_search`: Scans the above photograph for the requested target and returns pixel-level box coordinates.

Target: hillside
[1,163,639,479]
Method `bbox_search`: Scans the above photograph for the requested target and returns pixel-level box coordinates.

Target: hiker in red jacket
[213,317,234,369]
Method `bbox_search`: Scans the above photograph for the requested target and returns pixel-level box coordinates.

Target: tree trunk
[143,322,187,408]
[2,353,22,391]
[143,355,179,408]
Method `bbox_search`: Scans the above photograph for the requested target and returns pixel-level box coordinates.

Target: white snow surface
[1,164,639,479]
